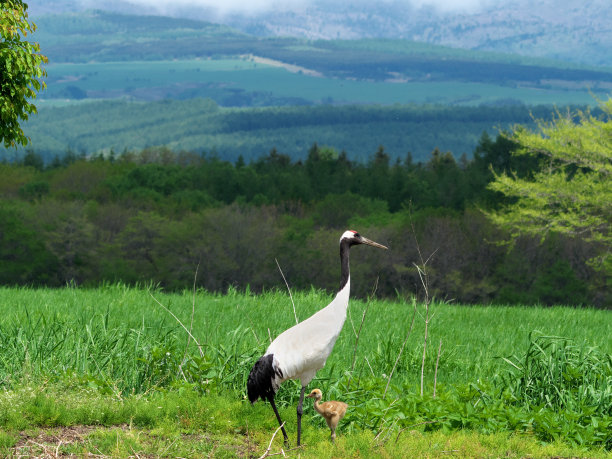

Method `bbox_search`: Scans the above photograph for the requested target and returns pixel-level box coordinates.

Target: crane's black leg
[296,385,307,446]
[267,395,290,447]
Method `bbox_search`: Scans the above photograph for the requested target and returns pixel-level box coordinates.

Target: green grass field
[2,285,609,388]
[44,58,605,106]
[0,285,610,456]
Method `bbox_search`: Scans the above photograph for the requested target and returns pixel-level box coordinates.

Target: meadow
[44,57,604,107]
[0,285,610,456]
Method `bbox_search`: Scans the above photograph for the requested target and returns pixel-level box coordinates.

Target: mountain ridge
[26,0,612,68]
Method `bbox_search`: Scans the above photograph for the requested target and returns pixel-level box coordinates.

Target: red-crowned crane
[247,230,388,446]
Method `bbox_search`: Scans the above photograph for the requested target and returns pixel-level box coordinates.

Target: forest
[4,100,569,163]
[1,133,608,307]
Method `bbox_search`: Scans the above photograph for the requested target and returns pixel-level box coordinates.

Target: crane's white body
[266,277,350,389]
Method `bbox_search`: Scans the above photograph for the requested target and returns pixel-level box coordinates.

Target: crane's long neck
[338,240,351,293]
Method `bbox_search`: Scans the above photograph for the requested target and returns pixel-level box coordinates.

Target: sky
[124,0,494,15]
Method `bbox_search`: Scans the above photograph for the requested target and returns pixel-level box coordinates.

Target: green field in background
[43,58,603,106]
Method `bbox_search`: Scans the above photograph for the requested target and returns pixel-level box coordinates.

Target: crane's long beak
[362,237,388,250]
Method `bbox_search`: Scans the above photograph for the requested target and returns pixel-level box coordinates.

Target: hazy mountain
[26,0,612,67]
[223,0,611,67]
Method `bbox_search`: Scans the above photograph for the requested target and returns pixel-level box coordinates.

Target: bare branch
[364,355,375,377]
[258,422,285,459]
[257,423,305,459]
[433,339,442,398]
[148,289,204,357]
[276,258,298,325]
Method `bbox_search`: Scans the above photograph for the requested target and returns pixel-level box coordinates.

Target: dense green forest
[1,134,608,307]
[4,100,569,163]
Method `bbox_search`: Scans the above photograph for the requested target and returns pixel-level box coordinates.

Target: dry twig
[276,258,298,325]
[409,210,438,397]
[149,289,205,357]
[433,338,442,398]
[258,422,286,459]
[179,264,200,378]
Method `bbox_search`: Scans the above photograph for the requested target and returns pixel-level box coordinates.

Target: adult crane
[247,230,387,446]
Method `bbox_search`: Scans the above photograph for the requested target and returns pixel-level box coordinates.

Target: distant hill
[7,6,608,163]
[30,11,612,106]
[27,0,612,68]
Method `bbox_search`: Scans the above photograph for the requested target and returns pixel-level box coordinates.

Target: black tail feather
[247,354,277,404]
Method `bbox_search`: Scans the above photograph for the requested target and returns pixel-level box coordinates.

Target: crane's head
[340,230,388,250]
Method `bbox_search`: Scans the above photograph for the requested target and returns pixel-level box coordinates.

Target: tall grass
[0,284,609,393]
[0,284,610,448]
[500,332,611,413]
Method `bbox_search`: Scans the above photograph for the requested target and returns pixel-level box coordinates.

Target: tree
[487,98,612,274]
[0,203,59,284]
[1,0,47,147]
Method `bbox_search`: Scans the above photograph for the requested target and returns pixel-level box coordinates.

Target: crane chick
[307,388,348,443]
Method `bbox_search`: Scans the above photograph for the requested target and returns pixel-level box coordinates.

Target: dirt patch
[9,425,253,458]
[13,425,118,458]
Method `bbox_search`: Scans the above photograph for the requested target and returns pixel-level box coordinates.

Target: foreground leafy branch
[487,98,612,274]
[0,0,48,147]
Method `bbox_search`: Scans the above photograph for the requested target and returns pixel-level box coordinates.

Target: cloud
[126,0,308,15]
[409,0,493,11]
[124,0,493,15]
